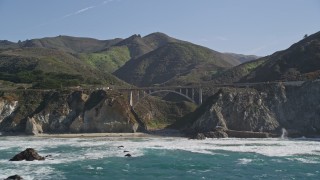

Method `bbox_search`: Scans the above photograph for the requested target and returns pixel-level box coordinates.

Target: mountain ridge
[113,41,242,86]
[0,32,268,89]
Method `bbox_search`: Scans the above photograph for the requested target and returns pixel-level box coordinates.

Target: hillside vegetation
[0,48,125,88]
[0,32,274,89]
[21,35,122,53]
[241,32,320,82]
[223,53,259,63]
[209,58,267,83]
[78,46,131,73]
[114,42,241,86]
[207,31,320,83]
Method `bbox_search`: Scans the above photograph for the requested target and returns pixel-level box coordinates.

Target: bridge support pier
[192,88,194,100]
[129,91,133,107]
[199,88,202,105]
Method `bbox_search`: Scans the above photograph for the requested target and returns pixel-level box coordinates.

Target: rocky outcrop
[189,126,228,139]
[205,130,228,138]
[10,148,45,161]
[192,133,206,140]
[0,89,144,134]
[226,130,270,138]
[187,80,320,138]
[25,117,43,135]
[5,175,23,180]
[81,90,137,133]
[0,99,18,124]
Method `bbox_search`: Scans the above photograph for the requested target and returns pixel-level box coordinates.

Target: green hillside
[209,58,267,83]
[113,32,180,59]
[22,35,122,53]
[0,47,125,88]
[0,33,185,88]
[1,32,266,89]
[241,31,320,82]
[78,46,131,73]
[114,42,241,87]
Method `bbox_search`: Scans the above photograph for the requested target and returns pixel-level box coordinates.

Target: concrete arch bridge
[116,86,203,107]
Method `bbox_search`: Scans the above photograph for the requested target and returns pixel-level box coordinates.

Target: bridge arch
[132,89,196,108]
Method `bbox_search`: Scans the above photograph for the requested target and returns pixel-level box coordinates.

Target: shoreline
[0,129,185,138]
[35,132,151,138]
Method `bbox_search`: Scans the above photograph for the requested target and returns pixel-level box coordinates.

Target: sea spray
[281,128,288,139]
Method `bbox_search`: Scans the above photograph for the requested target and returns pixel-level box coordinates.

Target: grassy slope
[0,48,126,88]
[114,42,241,86]
[114,32,180,59]
[241,31,320,82]
[79,46,131,73]
[23,35,122,53]
[209,58,267,83]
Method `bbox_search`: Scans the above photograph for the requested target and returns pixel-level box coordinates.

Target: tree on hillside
[304,34,308,39]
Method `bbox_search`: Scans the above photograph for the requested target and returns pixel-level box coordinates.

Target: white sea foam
[287,157,320,164]
[0,166,65,180]
[86,165,95,170]
[1,136,320,164]
[109,137,320,158]
[237,158,253,165]
[306,173,316,176]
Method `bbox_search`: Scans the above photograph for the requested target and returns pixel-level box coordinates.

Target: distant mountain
[114,41,241,87]
[0,32,186,88]
[241,31,320,82]
[21,35,122,53]
[208,31,320,83]
[0,40,19,50]
[224,53,259,63]
[74,32,181,73]
[5,31,309,89]
[113,32,180,59]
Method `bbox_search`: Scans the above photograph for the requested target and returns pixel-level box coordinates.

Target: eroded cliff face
[0,99,18,124]
[189,80,320,137]
[0,90,141,134]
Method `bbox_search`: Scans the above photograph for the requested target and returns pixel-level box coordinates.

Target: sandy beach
[35,132,150,138]
[35,129,184,138]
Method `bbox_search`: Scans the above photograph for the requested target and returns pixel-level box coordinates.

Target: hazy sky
[0,0,319,56]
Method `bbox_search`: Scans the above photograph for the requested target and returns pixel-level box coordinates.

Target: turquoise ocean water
[1,136,320,179]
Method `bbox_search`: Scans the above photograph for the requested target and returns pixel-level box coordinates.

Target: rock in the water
[5,175,23,180]
[204,130,228,138]
[125,153,132,157]
[191,133,206,140]
[9,148,45,161]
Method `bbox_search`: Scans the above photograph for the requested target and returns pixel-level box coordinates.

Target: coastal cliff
[0,89,141,134]
[1,80,319,137]
[183,80,320,138]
